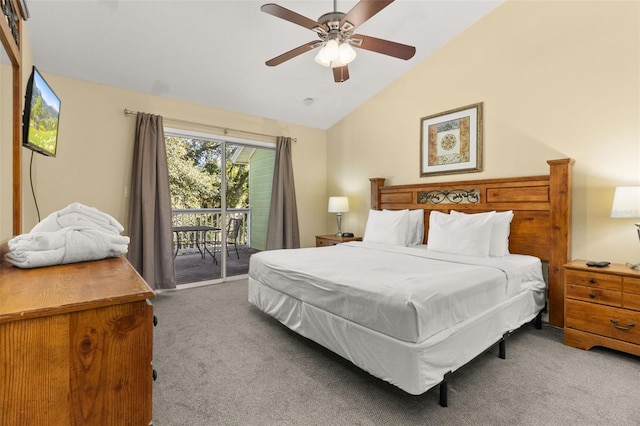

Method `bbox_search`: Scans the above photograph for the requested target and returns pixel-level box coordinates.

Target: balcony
[172,208,261,284]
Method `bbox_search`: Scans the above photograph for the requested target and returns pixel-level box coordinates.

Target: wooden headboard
[370,158,574,328]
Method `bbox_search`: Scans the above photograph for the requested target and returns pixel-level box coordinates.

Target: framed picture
[420,102,483,177]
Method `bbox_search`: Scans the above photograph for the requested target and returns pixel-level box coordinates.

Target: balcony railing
[172,208,250,255]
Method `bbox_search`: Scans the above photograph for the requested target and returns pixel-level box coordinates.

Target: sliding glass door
[166,129,274,285]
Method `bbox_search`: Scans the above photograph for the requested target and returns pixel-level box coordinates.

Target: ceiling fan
[261,0,416,83]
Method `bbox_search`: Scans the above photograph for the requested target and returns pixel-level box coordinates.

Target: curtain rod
[123,108,296,143]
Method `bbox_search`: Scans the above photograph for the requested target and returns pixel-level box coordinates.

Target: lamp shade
[328,196,349,213]
[611,186,640,218]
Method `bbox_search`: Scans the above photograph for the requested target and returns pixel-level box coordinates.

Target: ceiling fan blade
[351,34,416,60]
[333,66,350,83]
[266,41,322,66]
[261,3,326,32]
[340,0,394,31]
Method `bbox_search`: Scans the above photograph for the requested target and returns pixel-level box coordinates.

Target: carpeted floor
[152,280,640,425]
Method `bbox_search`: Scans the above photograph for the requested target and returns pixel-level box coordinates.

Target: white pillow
[384,209,424,246]
[427,210,495,257]
[450,210,514,257]
[363,209,410,246]
[408,209,425,246]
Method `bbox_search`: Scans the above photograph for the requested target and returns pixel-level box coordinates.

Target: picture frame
[420,102,483,177]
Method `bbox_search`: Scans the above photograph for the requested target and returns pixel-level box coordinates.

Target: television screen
[22,66,61,157]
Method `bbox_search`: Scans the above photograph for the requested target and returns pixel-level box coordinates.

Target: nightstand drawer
[316,238,337,247]
[565,269,622,291]
[566,300,640,346]
[315,235,362,247]
[566,284,621,307]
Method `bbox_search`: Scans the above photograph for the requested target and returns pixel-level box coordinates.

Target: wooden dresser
[564,260,640,356]
[315,234,362,247]
[0,255,155,425]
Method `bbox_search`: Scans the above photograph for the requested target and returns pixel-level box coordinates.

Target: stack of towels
[5,202,129,269]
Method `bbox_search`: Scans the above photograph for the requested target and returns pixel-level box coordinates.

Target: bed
[248,158,574,406]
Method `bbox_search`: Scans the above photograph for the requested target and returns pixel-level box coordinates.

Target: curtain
[266,137,300,250]
[127,113,176,290]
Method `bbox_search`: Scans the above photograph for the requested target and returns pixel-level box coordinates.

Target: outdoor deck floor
[173,246,260,285]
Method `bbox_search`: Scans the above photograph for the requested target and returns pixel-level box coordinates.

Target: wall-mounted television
[22,66,61,157]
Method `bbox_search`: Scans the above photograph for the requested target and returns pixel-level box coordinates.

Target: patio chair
[226,218,242,259]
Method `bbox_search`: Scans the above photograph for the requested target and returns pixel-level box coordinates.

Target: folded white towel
[5,247,66,268]
[57,212,122,235]
[62,227,129,264]
[9,230,68,252]
[6,226,130,269]
[31,202,124,235]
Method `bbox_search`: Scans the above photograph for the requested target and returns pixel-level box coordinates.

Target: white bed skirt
[248,277,545,395]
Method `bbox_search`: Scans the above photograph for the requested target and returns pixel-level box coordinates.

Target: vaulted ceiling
[23,1,502,129]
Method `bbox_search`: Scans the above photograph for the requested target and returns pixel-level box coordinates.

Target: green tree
[166,137,249,209]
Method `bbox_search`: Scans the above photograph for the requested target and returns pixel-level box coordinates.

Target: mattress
[248,242,546,343]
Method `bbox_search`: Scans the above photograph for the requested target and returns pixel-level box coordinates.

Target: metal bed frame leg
[437,327,529,407]
[499,335,507,360]
[534,309,543,329]
[439,372,451,407]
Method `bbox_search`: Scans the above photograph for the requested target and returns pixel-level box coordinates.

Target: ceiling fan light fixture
[323,39,340,61]
[314,49,332,67]
[315,39,356,68]
[339,42,356,65]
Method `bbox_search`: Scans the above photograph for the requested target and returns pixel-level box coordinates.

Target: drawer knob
[153,315,158,327]
[153,369,158,381]
[589,292,596,299]
[610,319,635,331]
[588,278,596,284]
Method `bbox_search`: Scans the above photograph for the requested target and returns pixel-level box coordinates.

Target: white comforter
[248,242,545,344]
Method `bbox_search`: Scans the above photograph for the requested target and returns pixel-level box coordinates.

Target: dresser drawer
[625,276,640,295]
[565,269,622,291]
[566,284,621,307]
[566,299,640,345]
[623,293,640,311]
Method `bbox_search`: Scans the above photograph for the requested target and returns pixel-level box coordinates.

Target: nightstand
[315,234,362,247]
[564,260,640,356]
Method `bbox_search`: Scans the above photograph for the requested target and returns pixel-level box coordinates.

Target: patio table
[172,226,221,263]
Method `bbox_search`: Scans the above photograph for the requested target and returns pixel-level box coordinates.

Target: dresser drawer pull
[610,319,635,331]
[589,292,596,299]
[588,278,596,284]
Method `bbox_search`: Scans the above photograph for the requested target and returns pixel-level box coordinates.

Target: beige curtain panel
[127,113,176,290]
[266,136,300,250]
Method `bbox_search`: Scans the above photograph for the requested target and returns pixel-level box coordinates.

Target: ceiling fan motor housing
[316,11,354,43]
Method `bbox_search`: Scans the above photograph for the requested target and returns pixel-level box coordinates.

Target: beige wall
[4,0,639,261]
[327,0,640,265]
[8,73,327,248]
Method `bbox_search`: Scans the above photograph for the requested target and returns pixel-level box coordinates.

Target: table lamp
[328,196,349,236]
[610,186,640,270]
